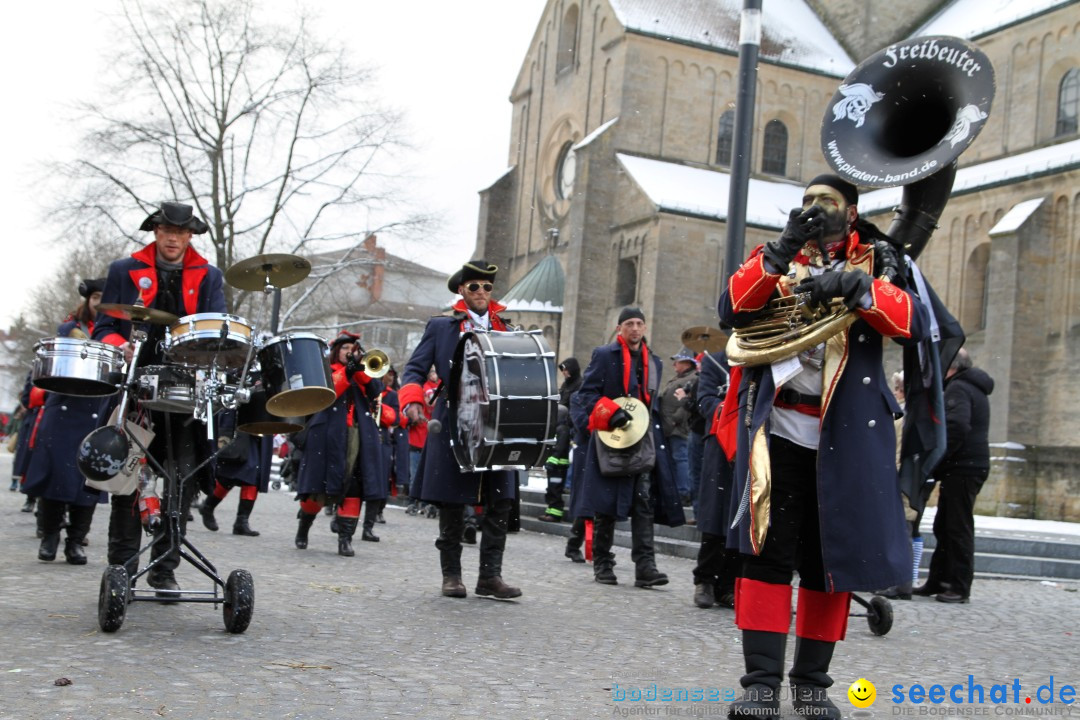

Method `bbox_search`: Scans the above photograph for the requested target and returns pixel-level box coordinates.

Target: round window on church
[556,141,576,200]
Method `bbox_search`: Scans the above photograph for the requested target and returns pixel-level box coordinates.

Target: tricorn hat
[78,277,106,299]
[447,259,498,294]
[138,202,210,234]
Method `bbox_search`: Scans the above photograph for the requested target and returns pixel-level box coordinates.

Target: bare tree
[52,0,433,312]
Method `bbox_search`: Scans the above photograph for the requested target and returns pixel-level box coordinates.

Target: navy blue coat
[22,320,107,508]
[13,374,40,478]
[569,342,685,526]
[719,275,929,592]
[400,312,516,505]
[93,243,225,348]
[295,369,386,501]
[214,410,272,493]
[694,351,734,537]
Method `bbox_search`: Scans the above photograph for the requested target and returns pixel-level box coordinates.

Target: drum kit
[29,252,337,634]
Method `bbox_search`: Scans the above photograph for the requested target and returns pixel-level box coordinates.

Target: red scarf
[617,335,650,405]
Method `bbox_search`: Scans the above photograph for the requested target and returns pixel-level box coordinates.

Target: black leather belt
[776,389,821,408]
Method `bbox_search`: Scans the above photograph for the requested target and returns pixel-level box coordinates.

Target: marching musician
[198,409,272,537]
[718,175,928,720]
[570,307,685,588]
[399,259,522,600]
[23,278,109,565]
[93,202,225,597]
[292,331,391,556]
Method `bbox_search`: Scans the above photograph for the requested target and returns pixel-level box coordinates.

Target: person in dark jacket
[914,348,993,603]
[538,357,582,523]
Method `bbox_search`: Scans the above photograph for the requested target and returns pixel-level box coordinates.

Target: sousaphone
[727,35,995,367]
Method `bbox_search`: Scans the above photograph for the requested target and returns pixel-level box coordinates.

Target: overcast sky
[0,0,549,329]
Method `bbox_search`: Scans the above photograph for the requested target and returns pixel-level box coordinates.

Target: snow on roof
[990,198,1046,236]
[859,137,1080,215]
[574,117,619,151]
[912,0,1075,40]
[619,137,1080,230]
[616,153,802,229]
[609,0,854,78]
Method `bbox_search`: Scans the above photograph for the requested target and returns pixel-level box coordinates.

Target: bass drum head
[257,334,335,418]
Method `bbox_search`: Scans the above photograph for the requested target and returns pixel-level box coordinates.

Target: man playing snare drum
[94,202,225,598]
[399,259,522,600]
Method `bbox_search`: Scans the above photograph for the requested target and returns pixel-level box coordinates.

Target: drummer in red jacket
[399,259,522,601]
[93,202,225,598]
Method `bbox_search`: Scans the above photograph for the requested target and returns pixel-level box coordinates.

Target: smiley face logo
[848,678,877,708]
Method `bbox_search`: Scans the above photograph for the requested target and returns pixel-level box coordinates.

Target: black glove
[345,354,363,375]
[608,407,631,429]
[873,240,907,289]
[365,379,382,402]
[763,206,825,269]
[795,270,873,310]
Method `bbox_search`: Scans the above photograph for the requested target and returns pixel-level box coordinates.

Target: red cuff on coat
[588,397,621,433]
[379,403,397,427]
[29,386,47,408]
[729,248,782,313]
[398,382,424,409]
[856,279,913,338]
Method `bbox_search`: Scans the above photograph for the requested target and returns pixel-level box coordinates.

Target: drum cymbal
[225,253,312,291]
[97,303,179,326]
[680,326,729,355]
[597,396,651,449]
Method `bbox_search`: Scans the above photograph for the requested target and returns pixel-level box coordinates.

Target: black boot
[789,638,842,720]
[200,493,223,532]
[233,498,260,536]
[694,583,716,608]
[295,510,317,549]
[362,502,380,542]
[21,496,36,513]
[593,515,618,585]
[38,532,61,562]
[64,538,87,565]
[435,504,465,587]
[728,630,787,720]
[478,500,514,585]
[336,515,359,557]
[630,474,668,587]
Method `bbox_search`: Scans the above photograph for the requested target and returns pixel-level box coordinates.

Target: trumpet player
[719,174,929,720]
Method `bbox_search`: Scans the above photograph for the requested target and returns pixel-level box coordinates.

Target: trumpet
[359,348,390,379]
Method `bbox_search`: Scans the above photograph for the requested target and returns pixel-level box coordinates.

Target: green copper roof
[501,255,564,313]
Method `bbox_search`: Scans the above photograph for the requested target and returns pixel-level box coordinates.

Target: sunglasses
[465,282,493,293]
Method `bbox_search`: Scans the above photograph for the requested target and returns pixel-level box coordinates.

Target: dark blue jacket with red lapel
[22,320,107,507]
[569,341,685,526]
[719,232,929,592]
[694,351,734,537]
[399,301,516,505]
[93,242,226,347]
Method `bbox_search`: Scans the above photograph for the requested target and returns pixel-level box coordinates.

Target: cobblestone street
[1,470,1078,720]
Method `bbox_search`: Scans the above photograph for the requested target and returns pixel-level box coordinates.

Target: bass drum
[447,330,558,472]
[237,388,305,436]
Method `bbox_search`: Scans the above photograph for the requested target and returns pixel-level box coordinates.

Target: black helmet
[77,426,130,482]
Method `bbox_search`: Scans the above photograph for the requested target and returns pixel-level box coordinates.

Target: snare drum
[32,337,123,396]
[135,365,197,413]
[448,330,558,472]
[258,333,335,418]
[165,312,253,368]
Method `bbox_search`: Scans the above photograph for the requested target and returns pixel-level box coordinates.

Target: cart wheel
[98,565,129,633]
[223,569,254,634]
[867,595,893,636]
[272,481,281,491]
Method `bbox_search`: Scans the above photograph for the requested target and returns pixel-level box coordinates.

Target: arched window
[962,243,991,331]
[761,119,788,176]
[715,110,734,166]
[1057,68,1080,137]
[556,5,579,74]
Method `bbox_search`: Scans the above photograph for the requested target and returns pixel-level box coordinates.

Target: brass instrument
[361,348,390,379]
[727,35,995,367]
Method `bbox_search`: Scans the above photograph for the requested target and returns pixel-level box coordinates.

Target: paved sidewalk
[2,465,1078,719]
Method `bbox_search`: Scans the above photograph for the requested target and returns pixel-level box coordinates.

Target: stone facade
[476,0,1080,519]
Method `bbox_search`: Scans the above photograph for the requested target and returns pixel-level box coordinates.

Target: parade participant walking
[719,175,928,719]
[24,279,109,564]
[400,259,522,600]
[13,374,45,514]
[199,409,272,537]
[293,332,388,556]
[570,307,685,588]
[538,357,582,523]
[94,202,225,596]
